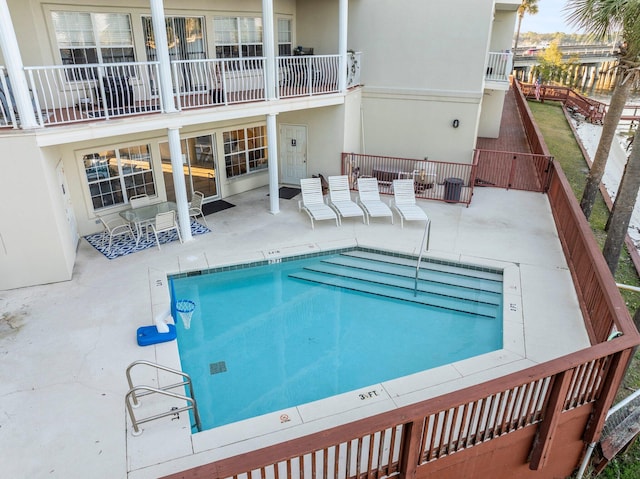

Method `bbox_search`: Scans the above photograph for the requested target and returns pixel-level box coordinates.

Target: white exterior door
[279,124,307,185]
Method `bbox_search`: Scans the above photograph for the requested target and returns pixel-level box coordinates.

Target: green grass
[528,100,640,314]
[528,100,640,478]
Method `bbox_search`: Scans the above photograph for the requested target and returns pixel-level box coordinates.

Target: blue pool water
[169,249,503,430]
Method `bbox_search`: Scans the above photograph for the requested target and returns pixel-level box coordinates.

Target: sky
[519,0,581,34]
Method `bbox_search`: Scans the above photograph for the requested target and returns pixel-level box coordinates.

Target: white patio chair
[391,179,429,228]
[189,191,209,227]
[298,178,339,229]
[357,177,393,224]
[327,175,365,225]
[150,210,182,250]
[411,162,437,192]
[129,194,152,239]
[99,217,134,253]
[129,194,151,209]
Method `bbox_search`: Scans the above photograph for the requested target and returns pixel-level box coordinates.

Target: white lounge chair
[327,175,365,225]
[391,179,429,228]
[299,178,339,229]
[357,177,394,224]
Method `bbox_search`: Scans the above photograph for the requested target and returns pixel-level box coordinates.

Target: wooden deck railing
[342,149,553,203]
[473,149,553,192]
[167,117,640,479]
[160,83,640,479]
[513,79,630,344]
[519,82,607,124]
[162,340,637,479]
[341,153,475,205]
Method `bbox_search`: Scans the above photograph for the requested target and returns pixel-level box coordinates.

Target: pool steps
[343,250,503,284]
[288,251,503,319]
[321,255,503,294]
[300,263,500,306]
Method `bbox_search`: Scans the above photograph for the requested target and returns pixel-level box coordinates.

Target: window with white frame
[278,18,292,56]
[83,144,155,210]
[52,12,135,66]
[223,126,267,177]
[214,16,263,58]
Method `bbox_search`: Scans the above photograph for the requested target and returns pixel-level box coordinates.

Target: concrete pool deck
[0,186,590,478]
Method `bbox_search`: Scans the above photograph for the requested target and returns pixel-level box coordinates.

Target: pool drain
[210,361,227,375]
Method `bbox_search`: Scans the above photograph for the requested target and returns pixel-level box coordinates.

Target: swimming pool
[169,248,503,430]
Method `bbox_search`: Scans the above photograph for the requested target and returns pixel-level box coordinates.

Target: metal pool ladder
[414,219,431,297]
[125,360,202,436]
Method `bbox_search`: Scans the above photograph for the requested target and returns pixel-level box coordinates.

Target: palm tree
[603,140,640,274]
[566,0,640,221]
[513,0,540,51]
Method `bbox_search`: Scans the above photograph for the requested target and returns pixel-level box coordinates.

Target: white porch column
[262,0,277,100]
[338,0,348,92]
[267,113,280,214]
[0,0,37,128]
[168,127,193,241]
[149,0,177,112]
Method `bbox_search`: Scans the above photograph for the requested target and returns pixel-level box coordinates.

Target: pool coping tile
[297,384,391,422]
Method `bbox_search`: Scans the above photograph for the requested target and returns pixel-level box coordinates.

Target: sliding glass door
[143,16,206,93]
[160,134,218,203]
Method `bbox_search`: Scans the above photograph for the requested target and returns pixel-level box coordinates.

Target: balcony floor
[0,180,590,477]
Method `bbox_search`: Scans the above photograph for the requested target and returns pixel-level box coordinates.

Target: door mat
[276,186,301,200]
[202,200,235,215]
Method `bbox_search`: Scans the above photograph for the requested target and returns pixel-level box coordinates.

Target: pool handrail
[414,219,431,296]
[125,385,201,436]
[125,359,202,435]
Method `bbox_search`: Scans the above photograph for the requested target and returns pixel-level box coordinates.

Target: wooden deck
[476,87,532,154]
[473,86,551,192]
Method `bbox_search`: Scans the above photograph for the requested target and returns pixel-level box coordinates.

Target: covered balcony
[484,50,513,87]
[0,52,362,128]
[0,48,516,129]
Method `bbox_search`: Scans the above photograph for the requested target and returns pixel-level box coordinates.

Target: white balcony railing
[346,51,362,88]
[173,57,267,110]
[2,53,357,128]
[278,54,340,98]
[24,61,162,125]
[0,66,17,128]
[485,51,513,82]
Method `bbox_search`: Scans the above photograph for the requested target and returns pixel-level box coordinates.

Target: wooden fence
[163,341,636,479]
[342,149,552,201]
[341,153,475,205]
[519,82,607,124]
[513,79,628,344]
[473,149,552,192]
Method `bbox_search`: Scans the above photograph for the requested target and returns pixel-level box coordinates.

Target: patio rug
[202,200,235,215]
[84,219,210,260]
[275,186,301,199]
